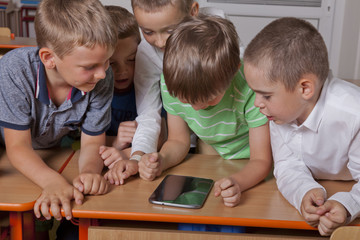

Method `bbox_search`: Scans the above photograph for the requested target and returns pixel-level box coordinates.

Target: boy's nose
[95,67,106,80]
[155,34,167,49]
[254,95,263,108]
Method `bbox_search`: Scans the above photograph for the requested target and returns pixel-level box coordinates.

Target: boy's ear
[39,47,56,69]
[298,75,316,100]
[190,2,199,16]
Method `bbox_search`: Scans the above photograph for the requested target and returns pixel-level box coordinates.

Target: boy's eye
[127,58,135,62]
[142,30,153,36]
[263,95,271,100]
[84,65,95,70]
[166,29,175,34]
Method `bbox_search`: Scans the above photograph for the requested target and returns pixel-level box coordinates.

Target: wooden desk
[61,152,359,240]
[0,36,37,49]
[0,148,75,240]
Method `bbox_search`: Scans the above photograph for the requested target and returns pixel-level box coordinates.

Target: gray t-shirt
[0,47,113,149]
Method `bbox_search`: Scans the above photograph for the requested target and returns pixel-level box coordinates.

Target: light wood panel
[88,226,323,240]
[330,226,360,240]
[0,36,36,48]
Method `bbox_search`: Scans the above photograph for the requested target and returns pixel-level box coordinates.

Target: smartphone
[149,174,214,209]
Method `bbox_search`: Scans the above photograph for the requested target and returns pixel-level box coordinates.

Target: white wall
[331,0,360,80]
[107,0,360,80]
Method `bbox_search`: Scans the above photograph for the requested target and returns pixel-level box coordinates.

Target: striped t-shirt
[160,66,267,159]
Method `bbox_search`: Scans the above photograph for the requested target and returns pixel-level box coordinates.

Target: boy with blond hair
[244,17,360,236]
[142,15,272,207]
[0,0,117,221]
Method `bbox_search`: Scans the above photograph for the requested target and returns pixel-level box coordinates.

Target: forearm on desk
[6,143,68,188]
[159,139,190,171]
[132,85,162,154]
[230,158,272,192]
[132,114,161,154]
[79,133,106,174]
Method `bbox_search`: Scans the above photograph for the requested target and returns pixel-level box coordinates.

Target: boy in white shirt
[244,17,360,236]
[129,0,200,167]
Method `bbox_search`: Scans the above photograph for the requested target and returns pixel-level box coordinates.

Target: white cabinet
[198,0,360,80]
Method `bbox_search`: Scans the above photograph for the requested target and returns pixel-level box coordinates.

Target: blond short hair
[244,17,329,91]
[131,0,194,14]
[35,0,117,58]
[163,14,240,104]
[105,5,141,43]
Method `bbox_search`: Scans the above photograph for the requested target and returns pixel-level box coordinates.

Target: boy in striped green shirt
[139,15,272,207]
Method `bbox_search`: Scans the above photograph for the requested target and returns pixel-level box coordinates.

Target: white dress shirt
[132,40,163,154]
[271,74,360,222]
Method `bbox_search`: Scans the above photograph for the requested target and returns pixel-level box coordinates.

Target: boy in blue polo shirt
[0,0,117,221]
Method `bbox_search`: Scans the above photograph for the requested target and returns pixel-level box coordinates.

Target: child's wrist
[129,154,142,161]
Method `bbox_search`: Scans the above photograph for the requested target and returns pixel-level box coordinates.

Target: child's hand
[138,153,162,181]
[34,181,83,221]
[316,200,348,236]
[104,159,139,185]
[214,177,241,207]
[73,173,109,195]
[99,145,127,168]
[300,188,326,227]
[114,121,137,150]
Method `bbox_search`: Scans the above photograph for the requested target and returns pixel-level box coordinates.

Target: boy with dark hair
[244,17,360,236]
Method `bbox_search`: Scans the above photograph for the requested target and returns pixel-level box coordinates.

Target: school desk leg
[79,218,90,240]
[9,212,22,240]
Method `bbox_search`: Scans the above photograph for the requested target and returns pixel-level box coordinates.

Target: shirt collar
[301,72,332,132]
[35,61,86,105]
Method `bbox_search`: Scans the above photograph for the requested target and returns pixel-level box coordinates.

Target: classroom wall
[100,0,360,81]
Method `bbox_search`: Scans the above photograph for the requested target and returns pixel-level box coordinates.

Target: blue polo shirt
[0,47,113,149]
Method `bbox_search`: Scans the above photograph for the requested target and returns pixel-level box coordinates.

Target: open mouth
[115,79,128,84]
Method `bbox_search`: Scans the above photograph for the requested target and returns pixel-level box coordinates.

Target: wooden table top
[0,36,37,49]
[63,151,360,230]
[0,148,75,211]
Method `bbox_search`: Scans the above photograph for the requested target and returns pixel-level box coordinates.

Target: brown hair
[163,14,240,104]
[243,17,329,91]
[35,0,117,58]
[131,0,194,14]
[105,5,141,43]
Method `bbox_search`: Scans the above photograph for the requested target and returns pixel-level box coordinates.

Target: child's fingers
[324,211,347,225]
[50,200,62,220]
[97,179,109,194]
[213,179,225,197]
[120,167,137,184]
[318,217,335,236]
[303,213,320,227]
[34,198,43,218]
[139,169,157,181]
[104,171,114,184]
[222,194,240,207]
[303,203,320,215]
[308,189,325,206]
[99,145,106,154]
[56,197,71,220]
[40,201,51,220]
[73,177,84,192]
[73,188,84,205]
